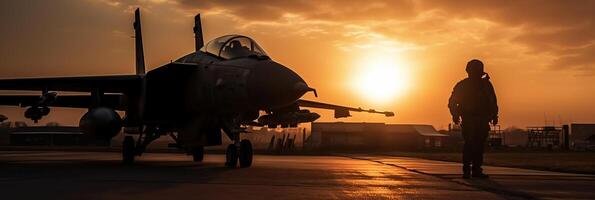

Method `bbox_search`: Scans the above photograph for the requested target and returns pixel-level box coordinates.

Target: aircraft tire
[122,136,135,164]
[225,144,238,168]
[239,139,253,168]
[192,146,204,162]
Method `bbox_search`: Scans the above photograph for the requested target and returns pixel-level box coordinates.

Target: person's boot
[462,165,471,179]
[472,168,489,179]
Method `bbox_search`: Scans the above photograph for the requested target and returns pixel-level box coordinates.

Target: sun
[352,55,410,104]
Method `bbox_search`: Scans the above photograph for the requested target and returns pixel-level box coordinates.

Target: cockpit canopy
[201,35,268,60]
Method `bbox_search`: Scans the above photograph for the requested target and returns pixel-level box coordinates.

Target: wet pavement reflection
[0,151,504,199]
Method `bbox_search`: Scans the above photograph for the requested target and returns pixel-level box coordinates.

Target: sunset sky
[1,0,594,129]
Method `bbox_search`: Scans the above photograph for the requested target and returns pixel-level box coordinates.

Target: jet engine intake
[79,107,123,139]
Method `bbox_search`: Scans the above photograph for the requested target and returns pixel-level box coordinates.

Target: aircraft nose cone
[293,82,317,98]
[247,60,309,109]
[293,82,310,93]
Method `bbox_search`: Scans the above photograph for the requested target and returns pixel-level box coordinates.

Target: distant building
[488,125,504,147]
[308,122,448,151]
[527,126,563,148]
[569,123,595,150]
[502,128,528,147]
[521,124,595,150]
[14,121,28,128]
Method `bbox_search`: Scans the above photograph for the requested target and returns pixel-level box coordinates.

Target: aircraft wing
[0,94,124,110]
[0,75,142,93]
[297,99,395,118]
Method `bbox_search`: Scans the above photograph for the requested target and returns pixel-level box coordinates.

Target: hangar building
[307,122,447,150]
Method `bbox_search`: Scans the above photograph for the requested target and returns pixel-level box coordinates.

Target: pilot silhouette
[225,40,250,58]
[230,40,242,49]
[448,59,498,179]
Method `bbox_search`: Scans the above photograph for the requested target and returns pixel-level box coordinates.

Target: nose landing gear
[225,144,238,167]
[239,139,253,168]
[224,125,253,168]
[225,139,253,168]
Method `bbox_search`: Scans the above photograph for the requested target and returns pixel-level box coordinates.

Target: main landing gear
[121,123,253,168]
[192,146,204,162]
[122,136,135,164]
[121,126,162,164]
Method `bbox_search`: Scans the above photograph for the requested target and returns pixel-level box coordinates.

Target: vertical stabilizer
[133,8,146,75]
[194,14,204,51]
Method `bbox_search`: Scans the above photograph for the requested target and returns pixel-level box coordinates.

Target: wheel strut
[239,139,253,168]
[192,146,204,162]
[122,136,135,164]
[225,144,238,167]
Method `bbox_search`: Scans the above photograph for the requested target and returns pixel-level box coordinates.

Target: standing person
[448,59,498,179]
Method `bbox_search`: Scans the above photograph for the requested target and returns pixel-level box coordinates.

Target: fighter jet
[0,9,394,168]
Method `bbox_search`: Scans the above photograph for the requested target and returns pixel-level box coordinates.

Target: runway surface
[0,151,592,199]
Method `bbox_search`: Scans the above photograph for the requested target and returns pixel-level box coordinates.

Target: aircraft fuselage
[128,46,311,148]
[142,52,309,123]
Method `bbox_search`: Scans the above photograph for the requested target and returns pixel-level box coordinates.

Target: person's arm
[487,81,499,125]
[448,82,462,124]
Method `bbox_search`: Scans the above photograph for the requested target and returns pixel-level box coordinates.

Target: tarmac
[0,151,593,200]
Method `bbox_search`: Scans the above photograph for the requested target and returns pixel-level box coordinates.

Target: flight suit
[448,77,498,175]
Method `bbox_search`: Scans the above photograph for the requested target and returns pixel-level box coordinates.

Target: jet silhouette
[0,9,394,167]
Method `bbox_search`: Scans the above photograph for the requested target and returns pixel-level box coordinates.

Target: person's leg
[472,122,490,178]
[462,140,472,178]
[461,122,472,178]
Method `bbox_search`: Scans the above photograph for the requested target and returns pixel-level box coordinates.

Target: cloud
[4,0,595,75]
[167,0,595,75]
[549,44,595,75]
[419,0,595,74]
